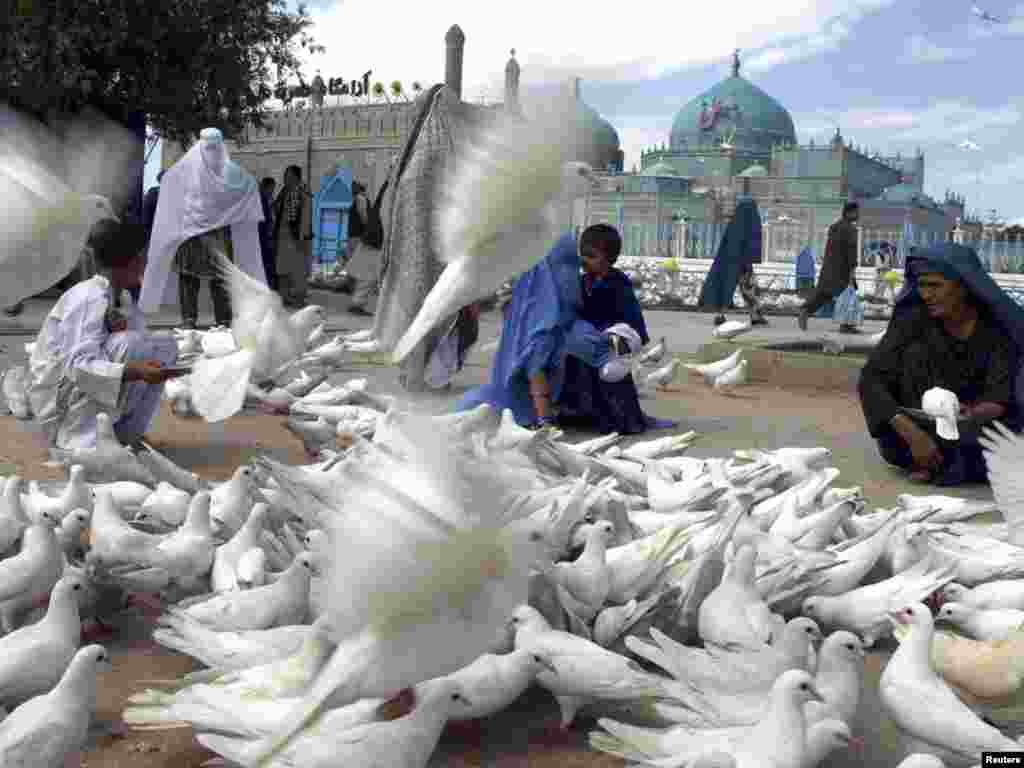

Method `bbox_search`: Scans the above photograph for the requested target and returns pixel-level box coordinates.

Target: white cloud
[794,101,1023,146]
[905,34,972,63]
[296,0,896,98]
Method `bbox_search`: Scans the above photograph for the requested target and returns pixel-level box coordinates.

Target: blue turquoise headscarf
[456,233,580,425]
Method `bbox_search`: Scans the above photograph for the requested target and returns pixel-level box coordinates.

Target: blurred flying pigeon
[0,104,132,307]
[971,4,1003,22]
[391,98,596,363]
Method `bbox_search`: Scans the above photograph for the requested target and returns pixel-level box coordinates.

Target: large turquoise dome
[670,73,796,155]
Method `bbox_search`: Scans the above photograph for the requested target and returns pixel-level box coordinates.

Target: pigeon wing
[980,422,1024,526]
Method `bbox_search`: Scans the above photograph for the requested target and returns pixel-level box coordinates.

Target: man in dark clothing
[258,177,277,291]
[142,170,165,245]
[799,202,859,332]
[858,244,1023,486]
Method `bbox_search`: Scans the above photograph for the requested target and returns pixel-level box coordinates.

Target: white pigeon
[152,614,310,672]
[85,487,164,569]
[801,557,956,647]
[713,359,749,394]
[21,465,91,523]
[210,466,257,537]
[936,602,1024,642]
[0,576,82,709]
[135,440,205,494]
[644,359,681,391]
[539,519,615,619]
[880,603,1024,764]
[212,503,270,592]
[2,366,32,419]
[112,491,217,594]
[941,580,1024,611]
[685,350,743,386]
[922,387,961,441]
[510,604,672,728]
[439,649,557,720]
[65,412,155,485]
[138,482,192,528]
[56,508,91,559]
[181,550,316,631]
[638,336,668,365]
[0,645,109,768]
[980,421,1023,531]
[188,253,326,422]
[0,514,63,632]
[391,97,596,363]
[0,104,129,307]
[591,670,828,765]
[239,415,551,767]
[713,319,753,340]
[198,678,473,768]
[0,476,30,555]
[699,544,779,650]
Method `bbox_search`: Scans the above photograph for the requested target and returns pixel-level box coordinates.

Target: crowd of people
[14,83,1024,489]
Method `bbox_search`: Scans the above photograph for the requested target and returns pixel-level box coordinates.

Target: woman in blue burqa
[698,198,767,326]
[457,224,674,434]
[858,242,1024,485]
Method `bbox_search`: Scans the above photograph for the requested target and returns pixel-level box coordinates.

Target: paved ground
[0,291,997,767]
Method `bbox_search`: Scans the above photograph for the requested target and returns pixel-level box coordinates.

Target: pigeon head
[775,669,823,705]
[887,603,933,629]
[303,529,328,553]
[63,644,111,691]
[784,617,822,651]
[821,631,865,664]
[51,575,85,607]
[935,602,971,625]
[801,596,834,624]
[65,508,91,531]
[509,604,549,633]
[419,679,474,715]
[295,550,321,578]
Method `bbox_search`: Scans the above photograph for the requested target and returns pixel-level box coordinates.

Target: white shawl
[139,129,265,312]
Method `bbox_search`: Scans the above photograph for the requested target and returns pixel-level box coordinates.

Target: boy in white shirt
[27,219,186,451]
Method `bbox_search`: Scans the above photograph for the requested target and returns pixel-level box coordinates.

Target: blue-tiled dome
[670,74,796,155]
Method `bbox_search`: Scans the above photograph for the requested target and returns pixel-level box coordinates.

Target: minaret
[445,24,465,100]
[504,48,520,115]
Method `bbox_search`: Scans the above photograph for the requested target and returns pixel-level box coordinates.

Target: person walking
[142,170,165,246]
[272,165,309,308]
[698,198,767,326]
[258,177,277,292]
[799,201,860,332]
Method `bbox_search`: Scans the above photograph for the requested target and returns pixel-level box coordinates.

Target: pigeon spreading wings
[241,413,550,766]
[391,99,598,363]
[980,421,1024,526]
[971,3,1003,22]
[188,253,325,422]
[0,104,134,307]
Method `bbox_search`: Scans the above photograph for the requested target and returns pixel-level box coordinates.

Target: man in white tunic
[27,220,185,451]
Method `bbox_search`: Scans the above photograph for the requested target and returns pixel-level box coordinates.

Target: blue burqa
[895,242,1024,420]
[699,199,762,310]
[456,234,580,426]
[796,246,815,280]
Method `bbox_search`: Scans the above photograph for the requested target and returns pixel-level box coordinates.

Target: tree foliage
[0,0,323,145]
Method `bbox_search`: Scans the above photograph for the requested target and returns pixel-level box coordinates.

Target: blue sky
[283,0,1024,224]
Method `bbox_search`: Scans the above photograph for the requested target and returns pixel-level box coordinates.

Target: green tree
[0,0,323,147]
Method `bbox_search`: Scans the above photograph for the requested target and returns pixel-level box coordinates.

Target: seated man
[858,242,1024,486]
[27,219,185,451]
[557,224,674,434]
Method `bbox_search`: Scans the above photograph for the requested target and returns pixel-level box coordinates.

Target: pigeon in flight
[971,4,1003,23]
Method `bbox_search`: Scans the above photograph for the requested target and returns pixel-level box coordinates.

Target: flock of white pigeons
[0,307,1020,768]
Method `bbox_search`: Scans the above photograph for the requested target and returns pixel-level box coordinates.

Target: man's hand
[125,361,186,385]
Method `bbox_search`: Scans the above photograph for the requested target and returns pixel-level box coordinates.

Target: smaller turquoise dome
[739,164,768,177]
